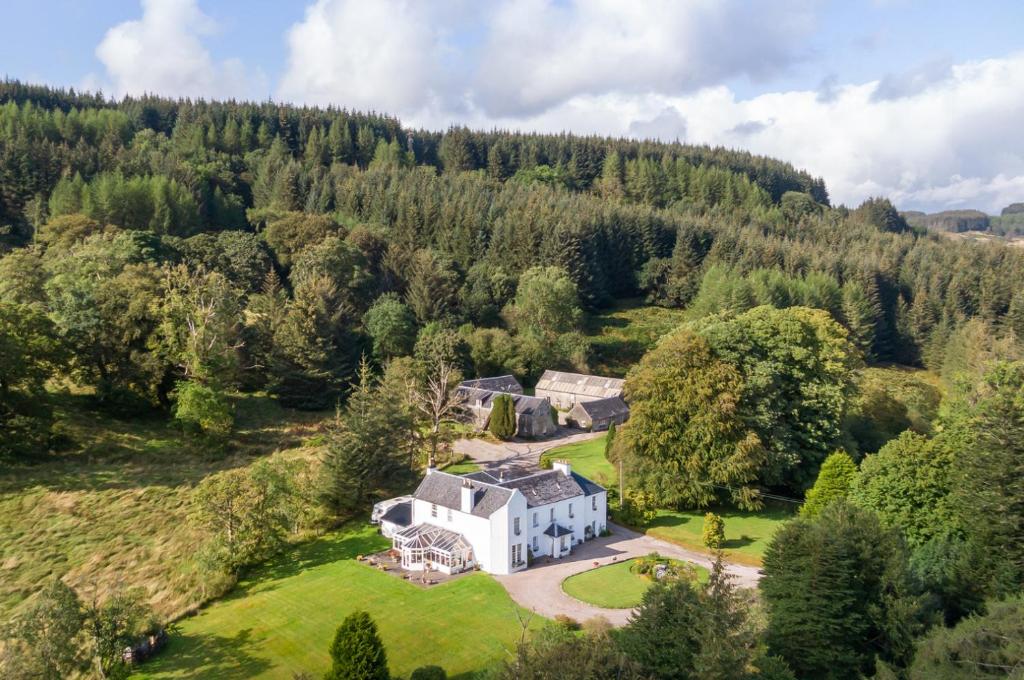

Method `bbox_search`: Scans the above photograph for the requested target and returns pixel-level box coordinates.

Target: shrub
[539,452,554,469]
[410,666,447,680]
[702,512,725,550]
[619,488,657,526]
[173,380,233,436]
[554,614,580,631]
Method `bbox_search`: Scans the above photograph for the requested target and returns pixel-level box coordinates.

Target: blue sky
[4,0,1024,212]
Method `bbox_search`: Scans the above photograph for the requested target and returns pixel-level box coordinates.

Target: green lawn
[136,524,542,679]
[544,434,615,488]
[561,558,709,609]
[643,506,793,566]
[545,433,792,565]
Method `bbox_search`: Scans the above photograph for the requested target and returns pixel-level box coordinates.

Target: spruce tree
[800,452,858,518]
[489,393,516,440]
[326,610,389,680]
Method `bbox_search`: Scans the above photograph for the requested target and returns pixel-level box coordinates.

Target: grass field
[585,299,688,377]
[0,390,328,622]
[543,435,616,488]
[561,558,709,609]
[545,433,792,565]
[136,524,541,680]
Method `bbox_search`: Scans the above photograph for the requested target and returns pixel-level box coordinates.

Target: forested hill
[2,80,1023,448]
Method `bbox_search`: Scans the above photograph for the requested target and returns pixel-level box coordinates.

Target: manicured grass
[136,524,542,679]
[544,434,615,487]
[443,459,482,475]
[0,390,328,621]
[545,433,792,565]
[643,506,793,566]
[585,299,688,377]
[562,558,709,609]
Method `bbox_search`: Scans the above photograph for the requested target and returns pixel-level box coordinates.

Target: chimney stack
[460,480,475,513]
[552,460,572,477]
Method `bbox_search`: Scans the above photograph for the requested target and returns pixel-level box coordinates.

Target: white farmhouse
[382,462,607,576]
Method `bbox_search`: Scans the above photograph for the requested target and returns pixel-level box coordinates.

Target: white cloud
[474,0,818,116]
[88,0,263,100]
[277,0,478,117]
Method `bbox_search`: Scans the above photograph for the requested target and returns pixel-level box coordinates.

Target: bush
[539,452,554,469]
[410,666,447,680]
[618,489,657,526]
[702,512,725,550]
[173,380,233,436]
[326,611,389,680]
[553,614,580,630]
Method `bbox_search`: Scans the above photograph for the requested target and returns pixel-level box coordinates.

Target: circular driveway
[493,523,762,626]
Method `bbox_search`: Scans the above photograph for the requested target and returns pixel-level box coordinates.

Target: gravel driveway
[493,523,762,627]
[453,429,604,471]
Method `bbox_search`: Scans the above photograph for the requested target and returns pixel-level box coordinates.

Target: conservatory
[393,523,475,574]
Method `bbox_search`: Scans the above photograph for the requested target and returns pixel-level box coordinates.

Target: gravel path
[493,523,762,627]
[453,429,604,471]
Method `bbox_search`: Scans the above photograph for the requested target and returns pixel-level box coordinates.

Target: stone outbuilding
[458,387,557,439]
[567,396,630,431]
[534,370,625,410]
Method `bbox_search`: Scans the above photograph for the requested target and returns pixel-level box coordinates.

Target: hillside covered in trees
[2,79,1024,679]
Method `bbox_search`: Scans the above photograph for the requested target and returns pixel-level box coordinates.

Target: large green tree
[692,306,859,491]
[319,361,416,515]
[849,431,960,547]
[761,501,920,679]
[622,329,764,509]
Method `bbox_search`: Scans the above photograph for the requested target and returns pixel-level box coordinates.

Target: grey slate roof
[459,375,523,394]
[499,470,586,508]
[380,500,412,527]
[458,388,551,415]
[535,370,624,399]
[571,472,605,497]
[413,471,513,518]
[544,523,574,537]
[575,396,630,420]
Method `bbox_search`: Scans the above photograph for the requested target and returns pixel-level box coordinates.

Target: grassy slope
[545,434,792,566]
[561,558,709,609]
[0,391,327,621]
[584,299,688,377]
[137,524,542,680]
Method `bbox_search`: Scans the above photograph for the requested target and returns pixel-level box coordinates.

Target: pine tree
[326,610,389,680]
[319,360,416,515]
[841,280,880,361]
[800,451,857,517]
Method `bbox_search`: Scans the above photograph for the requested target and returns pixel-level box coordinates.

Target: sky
[4,0,1024,213]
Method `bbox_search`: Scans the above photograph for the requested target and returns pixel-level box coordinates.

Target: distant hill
[902,209,990,233]
[902,204,1024,238]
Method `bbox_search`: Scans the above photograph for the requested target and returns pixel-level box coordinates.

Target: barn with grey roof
[534,370,625,409]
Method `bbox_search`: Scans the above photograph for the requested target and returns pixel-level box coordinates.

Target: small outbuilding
[567,396,630,431]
